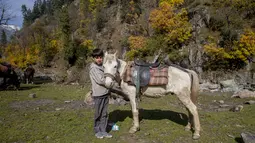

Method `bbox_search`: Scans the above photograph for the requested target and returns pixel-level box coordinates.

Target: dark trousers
[93,94,109,133]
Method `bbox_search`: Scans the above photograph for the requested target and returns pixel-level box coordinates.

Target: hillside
[0,0,255,85]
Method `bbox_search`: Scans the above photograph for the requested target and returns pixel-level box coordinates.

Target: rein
[104,73,116,81]
[104,60,129,86]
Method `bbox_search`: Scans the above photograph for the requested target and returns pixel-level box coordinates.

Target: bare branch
[0,0,14,25]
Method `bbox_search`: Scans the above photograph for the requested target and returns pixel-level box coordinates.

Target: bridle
[104,73,116,81]
[103,58,127,85]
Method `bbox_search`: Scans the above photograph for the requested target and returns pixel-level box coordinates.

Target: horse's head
[103,51,118,88]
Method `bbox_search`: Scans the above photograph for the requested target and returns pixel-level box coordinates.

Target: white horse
[103,52,201,140]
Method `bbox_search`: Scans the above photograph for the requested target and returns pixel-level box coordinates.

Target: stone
[84,91,94,105]
[232,90,255,98]
[219,104,230,108]
[64,101,71,103]
[220,79,239,92]
[55,108,64,111]
[241,132,255,143]
[229,105,243,112]
[218,100,224,104]
[244,100,255,104]
[29,93,36,98]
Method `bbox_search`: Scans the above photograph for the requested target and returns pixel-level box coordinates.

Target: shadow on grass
[108,109,188,131]
[18,85,41,90]
[235,137,244,143]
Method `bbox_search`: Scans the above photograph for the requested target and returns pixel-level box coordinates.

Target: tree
[204,29,255,70]
[149,1,191,48]
[59,5,74,65]
[148,1,191,62]
[40,0,47,15]
[32,0,41,20]
[0,30,7,46]
[22,5,31,26]
[0,0,14,25]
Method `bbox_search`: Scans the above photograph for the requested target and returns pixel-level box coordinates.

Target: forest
[0,0,254,83]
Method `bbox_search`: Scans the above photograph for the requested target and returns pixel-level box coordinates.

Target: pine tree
[45,0,53,15]
[22,5,33,26]
[40,0,46,15]
[32,0,41,20]
[59,5,74,64]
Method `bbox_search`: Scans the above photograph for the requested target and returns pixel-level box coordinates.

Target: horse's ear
[105,51,108,57]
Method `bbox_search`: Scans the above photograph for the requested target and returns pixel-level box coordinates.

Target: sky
[8,0,35,28]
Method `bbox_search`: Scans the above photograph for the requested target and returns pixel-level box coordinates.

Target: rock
[66,67,80,84]
[216,108,230,112]
[227,134,235,138]
[232,90,255,98]
[220,79,239,92]
[244,100,255,104]
[55,108,64,111]
[229,105,243,112]
[29,93,36,98]
[218,100,224,104]
[241,132,255,143]
[200,82,220,92]
[235,124,245,128]
[84,91,94,106]
[64,101,71,103]
[219,104,230,108]
[144,132,150,136]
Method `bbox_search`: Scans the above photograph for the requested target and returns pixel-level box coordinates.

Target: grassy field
[0,84,254,143]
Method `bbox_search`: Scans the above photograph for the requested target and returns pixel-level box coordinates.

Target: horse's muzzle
[104,73,116,88]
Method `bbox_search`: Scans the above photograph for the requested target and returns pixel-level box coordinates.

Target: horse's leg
[128,92,140,133]
[31,75,34,84]
[177,90,200,140]
[29,76,32,84]
[25,75,28,84]
[184,108,192,131]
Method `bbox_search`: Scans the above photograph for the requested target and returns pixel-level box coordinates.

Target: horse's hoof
[129,127,138,134]
[192,134,200,140]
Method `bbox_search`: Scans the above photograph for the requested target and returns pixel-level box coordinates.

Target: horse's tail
[187,69,199,104]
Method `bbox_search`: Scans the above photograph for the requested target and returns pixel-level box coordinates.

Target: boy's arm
[89,68,105,86]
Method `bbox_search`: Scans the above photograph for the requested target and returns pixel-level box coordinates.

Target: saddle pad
[149,67,168,85]
[123,64,168,86]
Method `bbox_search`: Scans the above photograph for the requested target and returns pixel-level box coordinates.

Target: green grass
[0,84,254,143]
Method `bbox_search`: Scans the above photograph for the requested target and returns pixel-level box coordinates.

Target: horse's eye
[114,65,117,68]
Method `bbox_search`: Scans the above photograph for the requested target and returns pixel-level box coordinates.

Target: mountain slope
[0,25,20,41]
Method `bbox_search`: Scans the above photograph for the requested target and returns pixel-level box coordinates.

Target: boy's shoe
[102,132,112,138]
[95,132,104,139]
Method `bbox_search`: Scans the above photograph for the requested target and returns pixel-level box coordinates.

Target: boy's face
[94,56,103,65]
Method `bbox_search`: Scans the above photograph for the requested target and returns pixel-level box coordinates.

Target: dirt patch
[10,99,91,111]
[10,99,56,110]
[60,100,89,110]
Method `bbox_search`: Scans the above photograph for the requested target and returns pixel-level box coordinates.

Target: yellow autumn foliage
[204,29,255,64]
[128,36,147,50]
[149,1,191,46]
[0,44,40,69]
[160,0,184,6]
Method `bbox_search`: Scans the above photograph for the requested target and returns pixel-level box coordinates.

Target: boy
[89,48,112,139]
